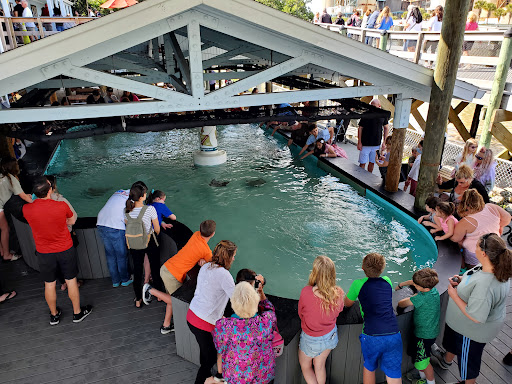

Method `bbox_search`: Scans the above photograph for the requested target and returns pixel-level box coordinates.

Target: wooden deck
[1,258,511,384]
[0,260,197,384]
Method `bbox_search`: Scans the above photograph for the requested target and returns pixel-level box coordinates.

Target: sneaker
[121,279,133,287]
[142,283,153,305]
[50,307,62,326]
[431,346,452,370]
[213,372,225,382]
[413,380,427,384]
[503,352,512,366]
[406,371,421,382]
[160,323,174,334]
[112,282,120,288]
[73,305,93,323]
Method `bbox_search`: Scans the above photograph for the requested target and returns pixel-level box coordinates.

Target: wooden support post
[413,32,424,64]
[7,19,17,49]
[379,30,388,51]
[386,96,412,192]
[448,107,471,141]
[415,0,471,209]
[469,104,483,138]
[490,121,512,153]
[480,28,512,148]
[454,101,469,114]
[36,18,45,39]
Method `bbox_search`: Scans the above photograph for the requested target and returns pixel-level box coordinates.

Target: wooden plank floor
[2,259,512,384]
[0,260,197,384]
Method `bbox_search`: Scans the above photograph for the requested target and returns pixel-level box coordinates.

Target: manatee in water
[246,178,266,187]
[85,186,112,197]
[209,179,230,187]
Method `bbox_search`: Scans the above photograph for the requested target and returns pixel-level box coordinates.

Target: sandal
[0,290,17,304]
[134,299,143,308]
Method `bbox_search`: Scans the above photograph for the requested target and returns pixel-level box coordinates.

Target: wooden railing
[0,17,96,52]
[315,22,506,67]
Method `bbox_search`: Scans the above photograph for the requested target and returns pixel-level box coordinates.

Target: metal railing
[315,22,505,68]
[0,17,96,52]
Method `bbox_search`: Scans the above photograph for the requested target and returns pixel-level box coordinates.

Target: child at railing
[429,202,458,241]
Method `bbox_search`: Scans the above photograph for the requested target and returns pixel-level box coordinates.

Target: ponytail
[478,234,512,282]
[146,189,165,205]
[125,185,145,213]
[437,201,455,217]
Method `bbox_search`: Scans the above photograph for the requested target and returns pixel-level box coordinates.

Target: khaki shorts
[160,265,182,294]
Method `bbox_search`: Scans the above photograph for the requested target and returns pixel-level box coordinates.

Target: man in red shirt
[23,177,92,325]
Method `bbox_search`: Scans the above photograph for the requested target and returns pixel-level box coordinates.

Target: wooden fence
[0,17,96,52]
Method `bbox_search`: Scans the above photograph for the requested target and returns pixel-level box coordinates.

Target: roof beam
[206,55,308,100]
[168,31,191,93]
[58,63,191,102]
[187,21,204,98]
[202,45,253,68]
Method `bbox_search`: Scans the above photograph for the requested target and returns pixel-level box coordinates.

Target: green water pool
[46,124,437,299]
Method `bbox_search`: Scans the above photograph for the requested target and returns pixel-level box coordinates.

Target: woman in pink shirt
[298,256,344,384]
[463,12,479,58]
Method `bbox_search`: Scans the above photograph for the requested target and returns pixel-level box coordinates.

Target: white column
[47,0,54,16]
[59,0,65,15]
[1,0,11,17]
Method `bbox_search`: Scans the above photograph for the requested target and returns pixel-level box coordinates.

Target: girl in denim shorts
[298,256,345,383]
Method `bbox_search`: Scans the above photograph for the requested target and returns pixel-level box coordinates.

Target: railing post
[413,32,424,63]
[36,17,45,39]
[0,18,7,52]
[479,28,512,148]
[7,18,17,49]
[361,28,366,43]
[379,30,388,51]
[339,25,347,37]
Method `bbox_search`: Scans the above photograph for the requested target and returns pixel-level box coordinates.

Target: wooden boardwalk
[0,260,197,384]
[1,258,511,384]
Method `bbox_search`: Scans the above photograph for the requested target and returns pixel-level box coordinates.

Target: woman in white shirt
[426,5,443,66]
[404,6,423,52]
[124,184,161,308]
[187,240,236,384]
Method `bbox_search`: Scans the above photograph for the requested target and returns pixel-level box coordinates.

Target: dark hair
[211,240,237,271]
[435,5,443,22]
[200,220,216,237]
[436,202,455,217]
[1,157,20,187]
[45,175,57,191]
[418,139,424,148]
[120,97,130,102]
[307,123,317,132]
[411,7,423,23]
[51,101,60,106]
[147,189,165,205]
[385,136,392,145]
[92,90,100,97]
[131,180,148,191]
[478,234,512,282]
[314,139,326,156]
[125,185,146,213]
[425,195,439,210]
[32,176,51,198]
[236,268,256,284]
[413,268,439,289]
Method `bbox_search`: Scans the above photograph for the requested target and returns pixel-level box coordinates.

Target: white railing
[0,17,96,52]
[315,22,505,68]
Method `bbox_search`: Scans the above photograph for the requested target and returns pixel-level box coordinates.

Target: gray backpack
[125,206,157,250]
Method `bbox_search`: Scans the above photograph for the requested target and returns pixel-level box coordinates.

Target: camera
[451,276,461,283]
[254,276,266,289]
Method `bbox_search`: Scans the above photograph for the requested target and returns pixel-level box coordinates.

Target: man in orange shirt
[143,220,216,334]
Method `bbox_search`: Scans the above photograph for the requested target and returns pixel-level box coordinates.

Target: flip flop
[8,254,22,262]
[0,291,17,304]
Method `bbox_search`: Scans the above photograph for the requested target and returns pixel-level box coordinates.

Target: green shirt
[410,288,440,339]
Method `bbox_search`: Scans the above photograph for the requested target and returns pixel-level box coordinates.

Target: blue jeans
[97,226,129,284]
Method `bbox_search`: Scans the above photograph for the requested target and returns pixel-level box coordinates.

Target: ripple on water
[47,124,437,299]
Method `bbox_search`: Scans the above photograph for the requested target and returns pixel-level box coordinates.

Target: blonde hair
[455,164,474,181]
[457,189,485,217]
[460,138,478,164]
[210,240,237,271]
[474,148,494,178]
[377,6,391,24]
[468,11,477,23]
[308,256,343,313]
[230,282,260,319]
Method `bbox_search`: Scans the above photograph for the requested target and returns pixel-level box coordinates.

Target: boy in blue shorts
[397,268,440,384]
[345,253,402,384]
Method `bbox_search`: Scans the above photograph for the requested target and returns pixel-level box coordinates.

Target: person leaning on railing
[437,165,489,206]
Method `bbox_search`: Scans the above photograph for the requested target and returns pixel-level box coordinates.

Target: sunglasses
[466,265,482,276]
[475,155,483,160]
[469,145,477,149]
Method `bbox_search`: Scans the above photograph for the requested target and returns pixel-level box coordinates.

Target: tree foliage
[256,0,314,21]
[494,7,506,22]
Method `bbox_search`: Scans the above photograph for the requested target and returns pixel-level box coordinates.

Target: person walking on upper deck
[21,0,37,42]
[357,98,389,174]
[404,6,423,52]
[23,176,92,326]
[376,6,393,31]
[320,9,332,24]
